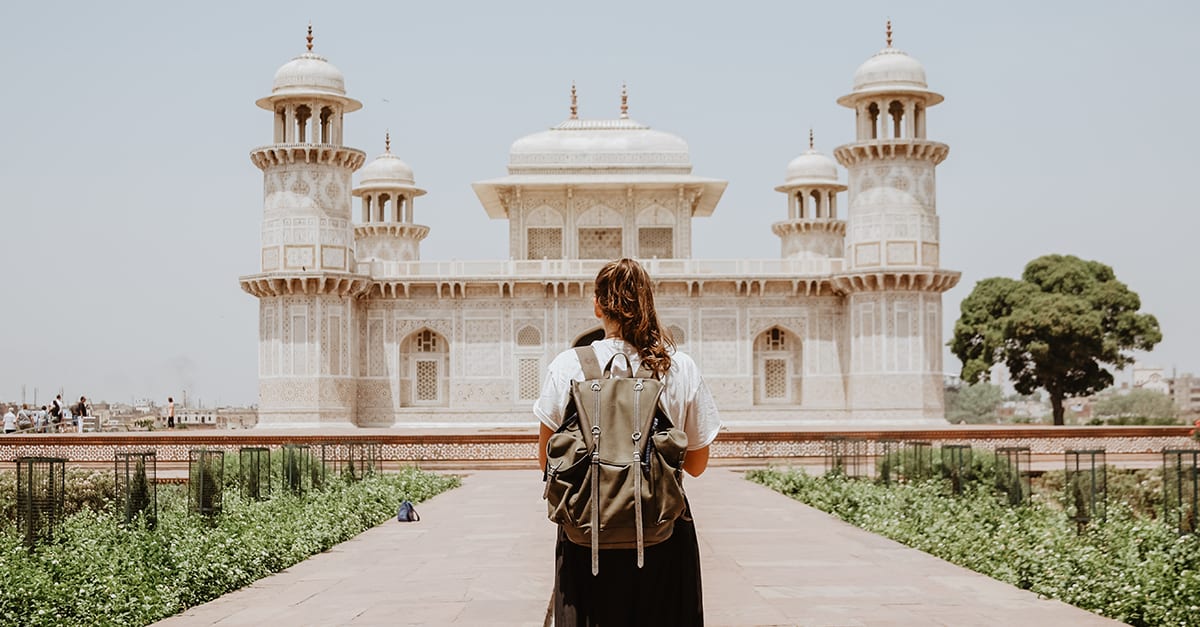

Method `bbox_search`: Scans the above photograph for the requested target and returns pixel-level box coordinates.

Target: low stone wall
[711,425,1197,460]
[0,426,1195,468]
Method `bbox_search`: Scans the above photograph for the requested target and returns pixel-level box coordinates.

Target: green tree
[950,255,1161,425]
[945,382,1003,424]
[1092,388,1178,422]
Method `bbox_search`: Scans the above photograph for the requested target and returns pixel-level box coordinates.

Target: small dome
[853,47,928,92]
[785,149,839,185]
[272,52,347,98]
[358,153,415,186]
[508,118,691,171]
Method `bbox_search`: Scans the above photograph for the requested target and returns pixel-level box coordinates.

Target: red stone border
[1,426,1194,467]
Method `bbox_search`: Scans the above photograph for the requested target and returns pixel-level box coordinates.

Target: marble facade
[240,27,960,427]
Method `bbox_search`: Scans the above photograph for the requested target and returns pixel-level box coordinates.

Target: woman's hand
[683,445,710,477]
[537,423,553,470]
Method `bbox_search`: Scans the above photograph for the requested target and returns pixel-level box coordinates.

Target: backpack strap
[601,350,658,380]
[574,346,602,381]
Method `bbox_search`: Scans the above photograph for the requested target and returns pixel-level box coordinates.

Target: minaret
[240,26,370,427]
[772,130,847,262]
[353,133,429,269]
[833,22,960,422]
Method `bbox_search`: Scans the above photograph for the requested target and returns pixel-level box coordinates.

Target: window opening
[766,327,786,350]
[518,358,540,400]
[516,325,542,347]
[578,228,622,259]
[638,227,673,259]
[415,330,439,353]
[527,228,563,260]
[415,361,438,401]
[764,359,788,399]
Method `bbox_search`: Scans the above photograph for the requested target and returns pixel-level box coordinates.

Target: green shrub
[748,467,1200,626]
[0,467,459,626]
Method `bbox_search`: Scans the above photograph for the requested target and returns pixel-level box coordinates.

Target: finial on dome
[809,128,814,150]
[886,19,892,47]
[306,22,314,51]
[620,83,629,119]
[385,131,391,153]
[570,82,578,120]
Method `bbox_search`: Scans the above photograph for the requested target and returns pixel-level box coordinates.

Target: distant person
[50,394,63,432]
[74,396,88,431]
[167,396,175,429]
[3,407,15,434]
[75,396,88,432]
[16,404,33,431]
[36,406,48,433]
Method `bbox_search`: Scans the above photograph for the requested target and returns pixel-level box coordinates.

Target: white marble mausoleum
[239,25,960,428]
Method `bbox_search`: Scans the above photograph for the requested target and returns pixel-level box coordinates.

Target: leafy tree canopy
[950,255,1161,425]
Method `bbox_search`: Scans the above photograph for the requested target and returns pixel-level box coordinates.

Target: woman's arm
[683,445,710,477]
[537,423,553,470]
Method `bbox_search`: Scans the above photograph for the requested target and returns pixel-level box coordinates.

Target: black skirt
[552,517,703,626]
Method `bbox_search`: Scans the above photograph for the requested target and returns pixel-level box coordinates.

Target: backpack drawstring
[632,431,644,568]
[590,424,601,576]
[633,380,645,568]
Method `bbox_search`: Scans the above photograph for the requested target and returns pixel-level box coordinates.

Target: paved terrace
[155,469,1122,627]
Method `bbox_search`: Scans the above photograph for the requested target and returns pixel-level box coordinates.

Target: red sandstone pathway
[155,469,1124,626]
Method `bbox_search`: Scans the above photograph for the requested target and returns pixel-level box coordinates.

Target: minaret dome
[353,134,429,263]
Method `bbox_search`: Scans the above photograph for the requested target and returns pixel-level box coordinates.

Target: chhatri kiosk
[239,25,959,428]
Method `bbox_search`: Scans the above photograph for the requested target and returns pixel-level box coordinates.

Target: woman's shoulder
[667,348,700,379]
[548,346,584,372]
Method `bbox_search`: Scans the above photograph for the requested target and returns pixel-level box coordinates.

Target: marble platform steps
[154,469,1123,627]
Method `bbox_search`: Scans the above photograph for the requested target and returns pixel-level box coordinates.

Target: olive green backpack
[542,346,689,575]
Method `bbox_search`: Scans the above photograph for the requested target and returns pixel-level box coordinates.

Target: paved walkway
[156,469,1122,627]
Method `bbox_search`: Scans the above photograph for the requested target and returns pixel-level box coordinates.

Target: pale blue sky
[0,1,1195,407]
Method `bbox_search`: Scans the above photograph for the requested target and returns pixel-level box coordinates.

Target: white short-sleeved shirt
[534,338,721,451]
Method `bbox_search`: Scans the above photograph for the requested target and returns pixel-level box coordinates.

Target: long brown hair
[593,258,674,376]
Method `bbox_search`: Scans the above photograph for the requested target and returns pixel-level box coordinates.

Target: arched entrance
[753,326,802,405]
[400,328,449,407]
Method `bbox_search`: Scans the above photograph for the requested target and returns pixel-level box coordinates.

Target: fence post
[994,447,1031,506]
[115,451,158,528]
[16,457,66,548]
[1162,448,1199,535]
[1065,449,1107,533]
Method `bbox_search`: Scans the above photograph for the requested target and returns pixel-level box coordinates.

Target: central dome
[508,118,692,172]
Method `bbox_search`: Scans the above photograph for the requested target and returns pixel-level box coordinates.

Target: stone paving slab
[685,470,1124,627]
[155,469,1125,626]
[155,470,555,627]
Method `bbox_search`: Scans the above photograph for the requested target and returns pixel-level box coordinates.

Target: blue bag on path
[397,500,420,522]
